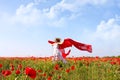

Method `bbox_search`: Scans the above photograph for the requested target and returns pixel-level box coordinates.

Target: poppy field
[0,56,120,80]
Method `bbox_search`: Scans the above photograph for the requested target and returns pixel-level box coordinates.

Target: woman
[51,38,67,63]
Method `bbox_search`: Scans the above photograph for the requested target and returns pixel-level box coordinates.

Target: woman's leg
[59,55,67,63]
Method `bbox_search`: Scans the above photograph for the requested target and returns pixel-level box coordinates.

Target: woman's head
[54,38,61,43]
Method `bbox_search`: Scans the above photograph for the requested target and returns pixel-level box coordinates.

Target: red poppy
[16,70,20,75]
[43,73,46,77]
[18,64,22,69]
[38,70,42,73]
[54,64,59,70]
[51,71,54,74]
[0,64,2,68]
[71,65,75,70]
[2,70,5,74]
[66,68,70,73]
[11,66,14,71]
[10,64,14,71]
[2,70,12,77]
[25,67,36,79]
[58,75,61,79]
[47,76,52,80]
[110,61,116,65]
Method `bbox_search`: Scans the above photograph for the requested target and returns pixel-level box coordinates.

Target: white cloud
[86,17,120,56]
[9,1,68,27]
[87,0,107,5]
[16,3,35,16]
[1,0,108,28]
[95,18,120,40]
[34,0,47,4]
[79,16,120,56]
[12,2,42,26]
[51,0,108,12]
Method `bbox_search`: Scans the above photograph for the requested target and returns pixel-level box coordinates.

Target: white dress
[52,43,67,63]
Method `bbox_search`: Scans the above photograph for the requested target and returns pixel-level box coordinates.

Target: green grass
[0,57,120,80]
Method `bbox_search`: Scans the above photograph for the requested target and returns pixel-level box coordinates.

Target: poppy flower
[10,64,14,71]
[51,71,54,74]
[110,61,116,65]
[2,70,5,75]
[11,66,14,71]
[2,70,12,77]
[47,76,52,80]
[43,73,46,77]
[54,64,59,70]
[18,64,22,69]
[0,64,2,68]
[96,56,99,59]
[38,70,42,73]
[66,68,70,73]
[25,67,36,79]
[71,65,75,70]
[58,75,61,79]
[16,70,20,75]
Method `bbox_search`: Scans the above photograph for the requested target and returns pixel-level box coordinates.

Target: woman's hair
[54,38,61,43]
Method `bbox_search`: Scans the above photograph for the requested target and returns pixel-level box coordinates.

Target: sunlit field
[0,56,120,80]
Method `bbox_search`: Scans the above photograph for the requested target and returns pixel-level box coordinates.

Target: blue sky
[0,0,120,57]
